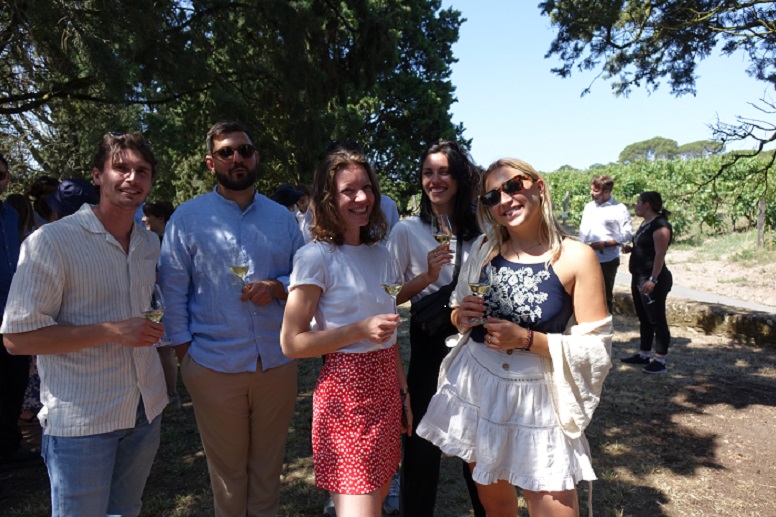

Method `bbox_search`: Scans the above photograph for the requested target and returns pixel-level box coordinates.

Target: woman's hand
[362,313,400,344]
[454,294,486,331]
[641,279,656,295]
[425,244,452,283]
[620,244,632,254]
[483,317,529,351]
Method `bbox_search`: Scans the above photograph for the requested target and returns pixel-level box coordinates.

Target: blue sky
[443,1,771,172]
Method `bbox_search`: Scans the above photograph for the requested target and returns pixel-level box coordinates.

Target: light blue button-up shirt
[159,188,304,373]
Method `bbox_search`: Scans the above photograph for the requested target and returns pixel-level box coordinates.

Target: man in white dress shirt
[578,174,633,314]
[1,132,167,517]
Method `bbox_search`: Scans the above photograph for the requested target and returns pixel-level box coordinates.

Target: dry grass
[3,309,776,516]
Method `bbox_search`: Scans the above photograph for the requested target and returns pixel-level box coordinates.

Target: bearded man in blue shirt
[159,121,304,517]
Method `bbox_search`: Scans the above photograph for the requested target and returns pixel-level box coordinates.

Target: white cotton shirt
[577,198,634,263]
[0,204,168,437]
[386,216,475,304]
[289,241,397,353]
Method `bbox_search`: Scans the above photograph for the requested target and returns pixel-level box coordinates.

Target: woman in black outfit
[387,140,485,517]
[621,191,673,374]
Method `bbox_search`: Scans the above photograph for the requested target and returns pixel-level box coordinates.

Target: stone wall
[613,291,776,347]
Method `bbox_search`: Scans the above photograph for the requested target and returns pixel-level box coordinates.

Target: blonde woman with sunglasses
[417,158,613,517]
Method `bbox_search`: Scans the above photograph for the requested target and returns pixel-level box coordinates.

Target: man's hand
[241,280,284,306]
[108,318,165,348]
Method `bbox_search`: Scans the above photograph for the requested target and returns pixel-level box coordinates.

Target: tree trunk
[757,198,765,248]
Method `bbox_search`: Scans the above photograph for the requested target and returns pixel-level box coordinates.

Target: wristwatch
[649,276,659,284]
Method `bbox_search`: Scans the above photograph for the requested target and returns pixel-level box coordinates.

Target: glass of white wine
[229,249,250,286]
[381,258,404,320]
[229,264,249,283]
[432,213,452,245]
[468,262,493,326]
[142,284,169,347]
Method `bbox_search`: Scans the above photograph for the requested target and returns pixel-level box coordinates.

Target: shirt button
[506,349,513,355]
[502,363,509,371]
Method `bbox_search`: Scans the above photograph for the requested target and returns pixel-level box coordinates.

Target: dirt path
[620,247,776,309]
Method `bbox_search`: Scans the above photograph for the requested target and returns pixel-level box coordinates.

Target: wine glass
[381,258,404,320]
[229,264,249,284]
[142,284,170,347]
[640,281,656,305]
[431,214,452,245]
[432,214,454,267]
[229,250,249,285]
[468,262,493,325]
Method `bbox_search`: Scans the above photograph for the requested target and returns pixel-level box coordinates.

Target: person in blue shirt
[158,121,304,517]
[0,153,28,468]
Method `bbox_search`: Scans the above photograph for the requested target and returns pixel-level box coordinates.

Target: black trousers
[0,338,31,457]
[600,257,620,315]
[399,319,485,517]
[631,269,673,355]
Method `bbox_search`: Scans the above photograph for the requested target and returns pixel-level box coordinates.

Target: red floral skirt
[312,345,401,494]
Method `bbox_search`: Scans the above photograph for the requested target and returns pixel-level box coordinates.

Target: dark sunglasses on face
[213,144,256,160]
[480,176,531,207]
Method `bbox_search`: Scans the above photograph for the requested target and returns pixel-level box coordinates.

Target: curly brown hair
[309,149,387,245]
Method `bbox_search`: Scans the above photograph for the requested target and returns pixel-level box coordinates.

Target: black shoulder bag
[409,236,463,337]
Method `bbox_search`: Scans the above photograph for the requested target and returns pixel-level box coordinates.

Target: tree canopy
[539,0,775,97]
[619,136,678,163]
[540,0,776,202]
[1,0,465,209]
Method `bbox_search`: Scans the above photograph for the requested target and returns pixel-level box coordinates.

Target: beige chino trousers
[182,354,298,517]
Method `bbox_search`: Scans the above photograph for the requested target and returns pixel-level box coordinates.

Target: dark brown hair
[92,133,156,176]
[142,200,176,222]
[591,174,614,191]
[419,140,481,242]
[206,121,253,154]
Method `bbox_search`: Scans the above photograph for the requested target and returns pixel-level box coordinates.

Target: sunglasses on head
[480,176,531,207]
[213,144,256,160]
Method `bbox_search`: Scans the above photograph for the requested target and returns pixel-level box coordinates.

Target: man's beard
[216,163,259,191]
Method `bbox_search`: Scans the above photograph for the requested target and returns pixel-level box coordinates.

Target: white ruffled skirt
[416,341,596,491]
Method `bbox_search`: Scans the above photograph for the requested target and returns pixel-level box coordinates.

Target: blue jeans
[42,401,162,517]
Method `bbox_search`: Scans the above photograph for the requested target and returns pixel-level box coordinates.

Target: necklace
[506,238,544,260]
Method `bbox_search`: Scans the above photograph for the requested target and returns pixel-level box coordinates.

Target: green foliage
[546,154,776,238]
[1,0,464,210]
[540,0,775,97]
[619,137,678,163]
[677,140,724,159]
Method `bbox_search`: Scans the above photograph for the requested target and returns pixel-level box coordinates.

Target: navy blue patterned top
[471,254,572,343]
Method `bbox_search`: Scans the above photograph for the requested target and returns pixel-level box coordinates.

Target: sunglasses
[480,176,531,207]
[213,144,256,160]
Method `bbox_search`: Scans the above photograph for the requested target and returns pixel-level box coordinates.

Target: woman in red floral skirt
[281,147,411,517]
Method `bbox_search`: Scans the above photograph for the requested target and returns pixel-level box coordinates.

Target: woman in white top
[417,158,612,517]
[387,140,485,517]
[281,148,410,517]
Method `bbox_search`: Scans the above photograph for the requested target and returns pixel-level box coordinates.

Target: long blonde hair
[476,158,569,264]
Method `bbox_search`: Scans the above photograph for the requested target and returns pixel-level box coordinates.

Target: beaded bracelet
[522,328,534,352]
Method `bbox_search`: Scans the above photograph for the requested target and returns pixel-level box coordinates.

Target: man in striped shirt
[2,133,168,517]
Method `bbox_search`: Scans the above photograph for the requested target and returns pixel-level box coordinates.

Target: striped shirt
[0,204,167,437]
